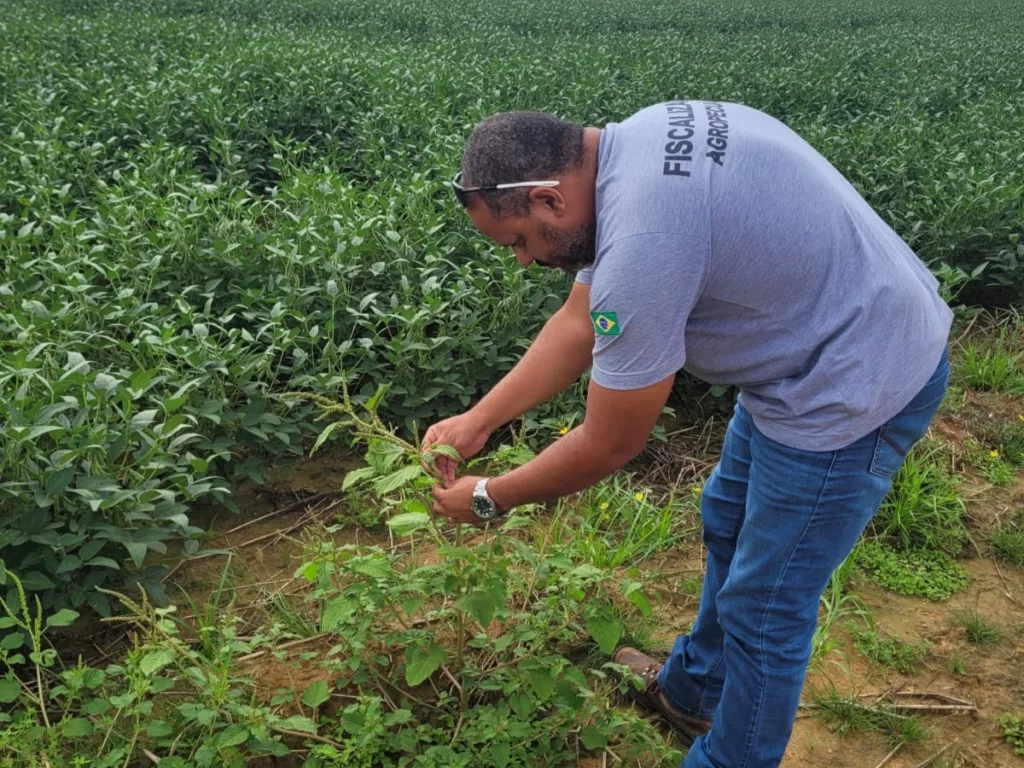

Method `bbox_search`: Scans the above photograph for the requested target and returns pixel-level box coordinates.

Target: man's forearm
[470,307,593,432]
[487,425,632,509]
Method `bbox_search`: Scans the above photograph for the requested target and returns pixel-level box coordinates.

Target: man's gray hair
[460,111,586,218]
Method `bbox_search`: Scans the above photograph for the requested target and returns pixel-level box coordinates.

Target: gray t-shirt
[576,101,952,452]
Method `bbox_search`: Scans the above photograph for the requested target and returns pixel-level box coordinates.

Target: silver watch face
[472,493,498,519]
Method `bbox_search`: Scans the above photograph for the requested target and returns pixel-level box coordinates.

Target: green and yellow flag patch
[591,311,620,336]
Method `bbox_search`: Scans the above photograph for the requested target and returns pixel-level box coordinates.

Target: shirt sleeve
[589,232,709,391]
[574,266,594,285]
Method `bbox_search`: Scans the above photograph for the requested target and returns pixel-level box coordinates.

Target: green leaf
[56,555,82,574]
[83,699,111,716]
[350,556,391,578]
[94,373,118,392]
[366,382,389,411]
[586,607,621,654]
[387,511,431,536]
[580,726,608,750]
[310,421,346,457]
[569,564,603,580]
[508,691,535,718]
[124,541,147,568]
[139,649,175,676]
[384,708,415,727]
[562,665,590,692]
[490,742,511,768]
[526,667,554,702]
[401,597,427,617]
[0,618,15,630]
[301,680,331,709]
[15,425,63,442]
[280,715,317,733]
[622,581,653,617]
[131,409,158,427]
[321,597,358,632]
[86,557,120,570]
[65,351,90,374]
[21,572,54,591]
[45,465,76,495]
[46,609,80,628]
[1,633,24,651]
[427,444,461,460]
[251,740,290,758]
[63,718,94,738]
[146,720,174,738]
[216,723,250,748]
[0,674,20,703]
[342,466,376,491]
[405,643,447,687]
[373,465,423,496]
[456,588,504,628]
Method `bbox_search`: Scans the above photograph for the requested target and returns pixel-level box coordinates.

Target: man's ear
[529,186,566,216]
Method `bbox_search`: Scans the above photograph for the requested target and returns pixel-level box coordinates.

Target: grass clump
[965,414,1024,468]
[955,608,1003,645]
[938,384,967,416]
[956,337,1024,393]
[811,553,866,668]
[812,692,929,747]
[849,618,929,675]
[965,440,1017,487]
[1000,714,1024,756]
[946,652,965,675]
[854,541,969,601]
[548,475,697,569]
[992,522,1024,567]
[871,443,967,554]
[678,575,703,597]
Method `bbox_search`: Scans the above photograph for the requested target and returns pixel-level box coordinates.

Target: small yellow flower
[990,449,1000,458]
[1019,414,1024,422]
[634,492,645,501]
[558,425,569,436]
[600,502,609,510]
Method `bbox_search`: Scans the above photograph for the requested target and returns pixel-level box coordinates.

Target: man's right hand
[421,412,491,487]
[420,281,594,487]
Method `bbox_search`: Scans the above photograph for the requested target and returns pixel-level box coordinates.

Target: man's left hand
[433,475,490,525]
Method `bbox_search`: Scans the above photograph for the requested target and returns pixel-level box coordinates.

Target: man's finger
[441,458,456,486]
[421,428,438,453]
[432,484,445,503]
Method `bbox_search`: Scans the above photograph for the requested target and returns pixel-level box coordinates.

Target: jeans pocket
[869,426,909,479]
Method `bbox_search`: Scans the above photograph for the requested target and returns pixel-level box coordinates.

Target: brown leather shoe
[612,646,713,744]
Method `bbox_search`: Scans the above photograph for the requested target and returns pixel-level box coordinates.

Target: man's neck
[582,127,603,184]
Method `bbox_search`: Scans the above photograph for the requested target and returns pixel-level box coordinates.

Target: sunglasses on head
[451,171,560,208]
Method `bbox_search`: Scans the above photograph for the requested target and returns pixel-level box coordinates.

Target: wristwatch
[471,478,504,521]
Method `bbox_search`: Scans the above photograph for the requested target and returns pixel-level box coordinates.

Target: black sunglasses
[451,171,560,208]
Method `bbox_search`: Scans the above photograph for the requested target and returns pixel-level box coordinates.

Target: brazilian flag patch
[591,311,620,336]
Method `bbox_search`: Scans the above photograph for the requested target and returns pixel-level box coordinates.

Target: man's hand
[432,476,490,525]
[421,413,491,486]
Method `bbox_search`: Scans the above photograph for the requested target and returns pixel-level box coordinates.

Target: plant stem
[455,524,468,713]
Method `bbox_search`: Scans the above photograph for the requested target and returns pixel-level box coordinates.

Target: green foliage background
[2,0,1023,610]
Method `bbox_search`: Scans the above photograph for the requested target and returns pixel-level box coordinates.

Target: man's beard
[535,219,597,275]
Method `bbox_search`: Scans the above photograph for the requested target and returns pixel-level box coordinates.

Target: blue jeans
[661,350,949,768]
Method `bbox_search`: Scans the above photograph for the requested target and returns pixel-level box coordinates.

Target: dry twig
[873,743,902,768]
[913,742,954,768]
